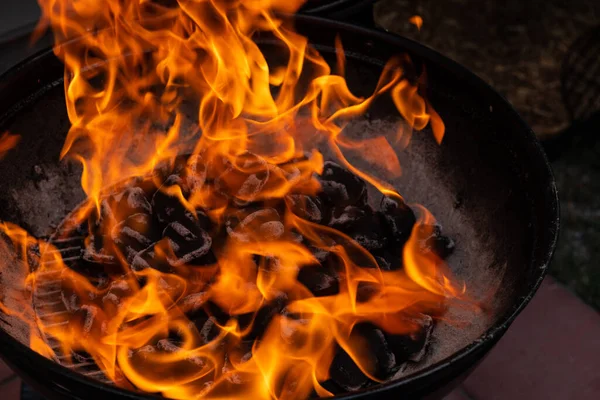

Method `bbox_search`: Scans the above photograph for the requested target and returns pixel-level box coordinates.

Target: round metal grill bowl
[0,15,558,400]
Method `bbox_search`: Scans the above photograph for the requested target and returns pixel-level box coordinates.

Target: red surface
[1,277,599,400]
[461,276,600,400]
[0,358,15,383]
[443,388,474,400]
[1,378,21,400]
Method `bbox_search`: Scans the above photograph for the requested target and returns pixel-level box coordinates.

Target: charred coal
[67,154,455,394]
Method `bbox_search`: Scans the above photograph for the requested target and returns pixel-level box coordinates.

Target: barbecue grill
[0,5,558,400]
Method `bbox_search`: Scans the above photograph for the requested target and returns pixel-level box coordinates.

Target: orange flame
[409,15,423,31]
[0,132,20,159]
[0,1,476,399]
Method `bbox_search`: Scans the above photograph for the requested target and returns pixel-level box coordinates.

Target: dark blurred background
[0,0,599,310]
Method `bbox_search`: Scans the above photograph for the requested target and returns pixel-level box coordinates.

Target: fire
[409,15,423,31]
[0,0,476,398]
[0,132,20,160]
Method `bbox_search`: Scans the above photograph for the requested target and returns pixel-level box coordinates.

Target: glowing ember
[0,0,476,399]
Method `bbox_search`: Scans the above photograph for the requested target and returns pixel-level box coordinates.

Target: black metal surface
[0,14,559,400]
[300,0,376,19]
[21,383,47,400]
[299,0,377,27]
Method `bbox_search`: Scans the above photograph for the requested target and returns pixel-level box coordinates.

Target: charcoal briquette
[151,175,188,227]
[238,295,288,340]
[82,236,117,265]
[318,161,368,209]
[180,292,210,315]
[329,347,369,392]
[286,194,326,224]
[61,290,81,313]
[162,220,213,266]
[157,339,205,366]
[384,315,433,364]
[296,263,339,297]
[329,206,387,252]
[380,195,416,246]
[130,244,172,273]
[102,186,153,223]
[214,152,270,203]
[353,323,397,379]
[257,220,285,240]
[197,316,221,344]
[123,186,152,214]
[425,225,455,259]
[226,208,282,242]
[111,213,156,261]
[183,154,207,193]
[356,282,380,303]
[101,280,133,308]
[72,304,104,337]
[374,255,392,271]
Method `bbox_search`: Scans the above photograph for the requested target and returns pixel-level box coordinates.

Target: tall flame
[0,1,476,399]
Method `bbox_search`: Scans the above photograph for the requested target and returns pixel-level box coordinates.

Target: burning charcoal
[329,347,369,392]
[71,304,105,337]
[130,176,161,198]
[214,152,270,204]
[286,194,326,224]
[203,301,232,326]
[111,213,157,261]
[70,350,95,365]
[101,186,153,224]
[183,154,207,193]
[180,291,210,314]
[151,174,187,227]
[221,355,254,388]
[258,220,285,241]
[122,186,153,215]
[384,315,433,364]
[196,316,221,344]
[162,213,214,266]
[101,280,133,309]
[425,225,455,260]
[238,295,288,340]
[82,235,117,265]
[380,195,416,246]
[296,253,340,297]
[318,161,368,209]
[329,206,387,253]
[226,208,284,242]
[130,245,172,273]
[61,290,81,313]
[356,282,380,303]
[157,339,206,366]
[353,323,397,379]
[374,255,392,271]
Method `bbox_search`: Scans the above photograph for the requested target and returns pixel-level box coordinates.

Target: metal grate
[32,235,114,385]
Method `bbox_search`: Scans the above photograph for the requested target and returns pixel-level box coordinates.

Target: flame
[0,1,476,399]
[0,132,20,159]
[409,15,423,31]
